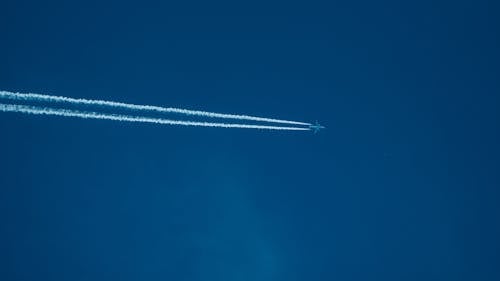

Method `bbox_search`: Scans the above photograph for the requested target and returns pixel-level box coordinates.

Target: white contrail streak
[0,103,310,131]
[0,90,310,126]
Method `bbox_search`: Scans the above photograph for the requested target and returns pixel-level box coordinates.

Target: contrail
[0,90,310,126]
[0,103,310,131]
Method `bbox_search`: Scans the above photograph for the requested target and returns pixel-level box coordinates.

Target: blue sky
[1,1,499,280]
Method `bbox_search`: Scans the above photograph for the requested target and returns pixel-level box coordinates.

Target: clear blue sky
[1,1,499,280]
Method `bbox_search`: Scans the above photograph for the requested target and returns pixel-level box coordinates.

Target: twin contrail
[0,90,311,131]
[0,103,309,130]
[0,90,310,126]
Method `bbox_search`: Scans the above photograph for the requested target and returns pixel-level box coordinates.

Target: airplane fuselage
[309,122,325,133]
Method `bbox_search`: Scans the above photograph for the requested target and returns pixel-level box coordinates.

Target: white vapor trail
[0,103,310,131]
[0,90,310,126]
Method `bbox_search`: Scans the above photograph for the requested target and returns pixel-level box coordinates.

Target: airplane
[309,121,325,133]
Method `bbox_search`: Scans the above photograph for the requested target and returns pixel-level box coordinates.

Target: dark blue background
[1,1,499,280]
